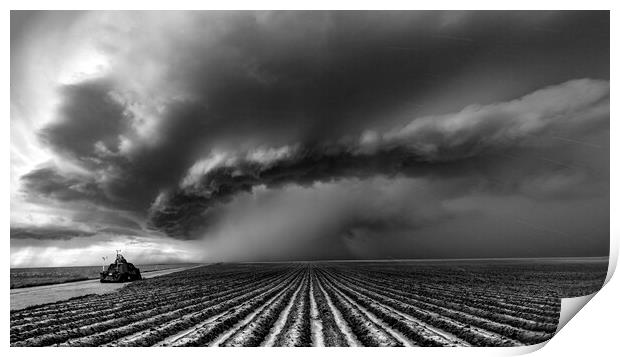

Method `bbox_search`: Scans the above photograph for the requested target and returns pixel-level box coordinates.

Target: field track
[10,265,205,310]
[10,260,607,347]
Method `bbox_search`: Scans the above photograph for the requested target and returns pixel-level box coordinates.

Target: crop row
[11,268,283,339]
[316,270,402,346]
[12,268,301,346]
[272,269,312,346]
[168,271,305,346]
[320,268,551,345]
[222,270,309,346]
[10,262,590,347]
[335,266,560,313]
[11,266,284,323]
[329,268,558,331]
[342,265,562,305]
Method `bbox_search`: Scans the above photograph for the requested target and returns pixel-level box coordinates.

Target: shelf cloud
[148,79,609,239]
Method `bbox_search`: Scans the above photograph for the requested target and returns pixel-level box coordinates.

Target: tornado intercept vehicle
[100,251,142,283]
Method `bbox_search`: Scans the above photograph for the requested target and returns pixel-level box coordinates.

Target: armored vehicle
[100,251,142,283]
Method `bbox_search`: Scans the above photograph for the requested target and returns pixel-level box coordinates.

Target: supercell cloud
[11,11,609,266]
[149,79,609,239]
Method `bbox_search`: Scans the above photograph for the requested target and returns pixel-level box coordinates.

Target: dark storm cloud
[149,79,609,238]
[15,11,609,257]
[153,11,609,140]
[71,210,143,231]
[11,223,145,241]
[97,226,144,236]
[19,165,150,237]
[149,11,609,142]
[10,226,97,240]
[20,166,110,205]
[40,79,129,164]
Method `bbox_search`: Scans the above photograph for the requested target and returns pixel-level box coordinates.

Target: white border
[4,3,616,357]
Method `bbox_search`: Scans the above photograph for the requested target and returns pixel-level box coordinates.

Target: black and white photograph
[9,9,611,348]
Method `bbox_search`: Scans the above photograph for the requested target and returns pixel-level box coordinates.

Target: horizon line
[11,255,610,269]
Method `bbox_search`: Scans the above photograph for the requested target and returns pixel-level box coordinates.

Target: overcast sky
[11,11,609,267]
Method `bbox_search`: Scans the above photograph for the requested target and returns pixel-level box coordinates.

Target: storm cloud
[10,226,97,241]
[20,166,110,206]
[11,11,609,265]
[148,79,609,239]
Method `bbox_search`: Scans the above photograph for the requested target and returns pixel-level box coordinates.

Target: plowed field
[10,259,607,347]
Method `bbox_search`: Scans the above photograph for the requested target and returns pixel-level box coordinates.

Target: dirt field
[10,259,607,347]
[11,264,198,289]
[10,265,204,310]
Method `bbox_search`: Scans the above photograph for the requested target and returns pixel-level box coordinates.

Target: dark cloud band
[10,226,97,240]
[148,79,609,239]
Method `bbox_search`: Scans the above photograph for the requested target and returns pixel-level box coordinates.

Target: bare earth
[10,265,204,310]
[9,260,608,347]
